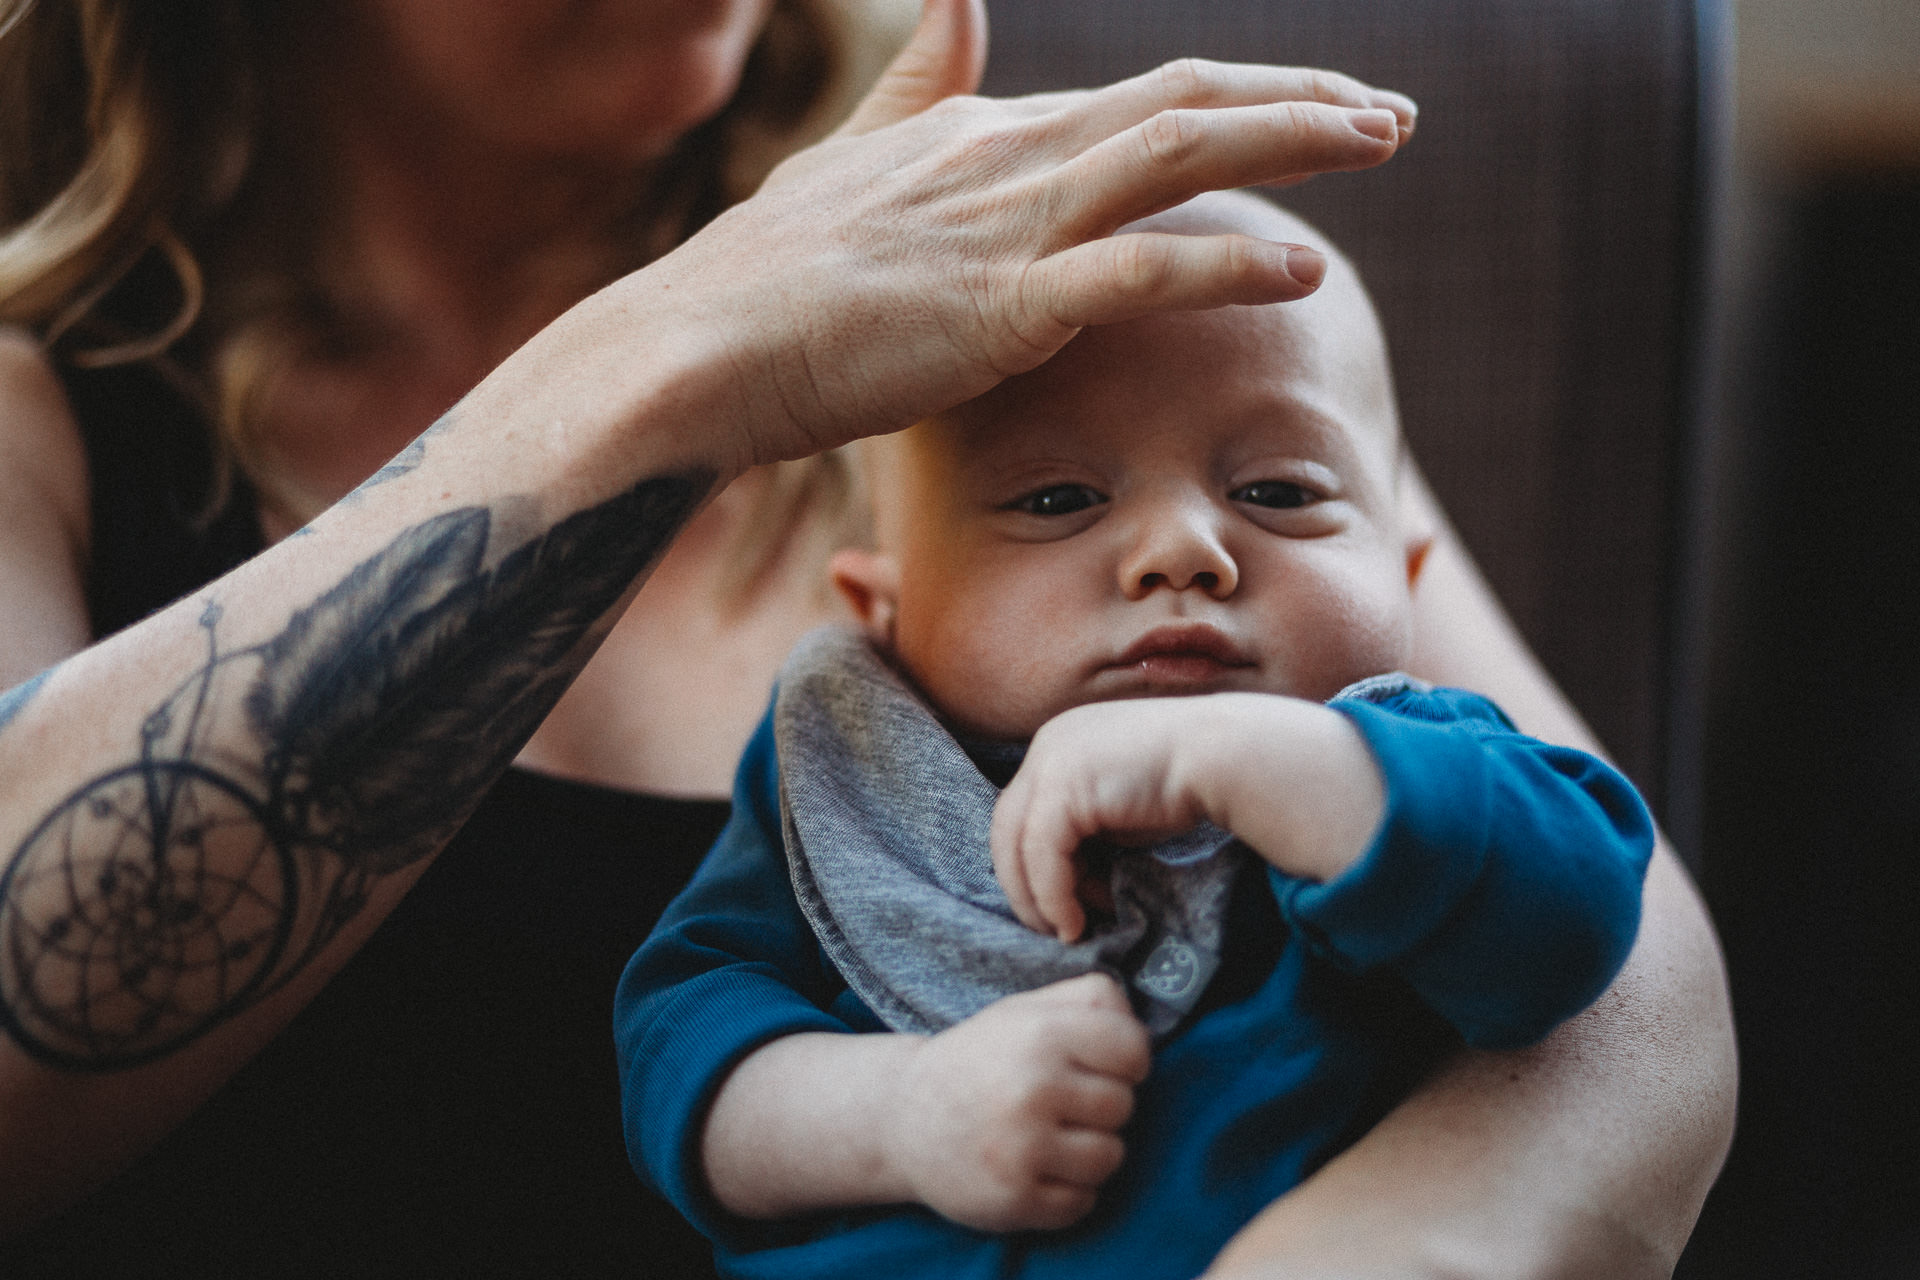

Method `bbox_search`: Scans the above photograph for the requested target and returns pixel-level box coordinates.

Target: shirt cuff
[1271,698,1493,972]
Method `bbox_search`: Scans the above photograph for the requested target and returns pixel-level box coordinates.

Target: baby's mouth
[1105,626,1256,683]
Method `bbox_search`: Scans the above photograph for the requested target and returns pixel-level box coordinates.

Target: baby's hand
[993,694,1386,941]
[992,699,1212,942]
[885,973,1149,1232]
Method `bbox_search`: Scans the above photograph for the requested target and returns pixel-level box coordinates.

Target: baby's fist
[885,973,1150,1232]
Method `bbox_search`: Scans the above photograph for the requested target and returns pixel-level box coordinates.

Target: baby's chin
[971,662,1419,741]
[939,679,1303,746]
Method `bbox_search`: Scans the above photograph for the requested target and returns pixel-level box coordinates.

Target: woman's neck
[300,85,644,355]
[247,23,674,525]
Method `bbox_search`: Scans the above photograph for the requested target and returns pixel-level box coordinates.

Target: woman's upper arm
[1207,465,1736,1278]
[0,330,92,686]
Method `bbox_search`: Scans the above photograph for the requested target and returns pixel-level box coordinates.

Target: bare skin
[0,0,1407,1230]
[0,0,1733,1272]
[699,220,1689,1268]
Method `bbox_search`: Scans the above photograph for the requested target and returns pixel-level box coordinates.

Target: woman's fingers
[1025,231,1327,330]
[1029,58,1414,149]
[836,0,987,137]
[670,41,1416,461]
[1054,99,1400,239]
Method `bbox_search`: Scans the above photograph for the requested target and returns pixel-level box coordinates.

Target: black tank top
[3,362,727,1278]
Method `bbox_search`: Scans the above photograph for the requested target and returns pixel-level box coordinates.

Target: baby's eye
[1231,480,1313,510]
[1005,484,1108,517]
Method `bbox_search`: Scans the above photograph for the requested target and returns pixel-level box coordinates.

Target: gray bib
[774,626,1239,1037]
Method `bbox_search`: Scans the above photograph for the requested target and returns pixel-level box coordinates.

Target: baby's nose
[1120,506,1239,599]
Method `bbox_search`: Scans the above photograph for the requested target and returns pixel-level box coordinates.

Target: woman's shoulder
[0,328,92,675]
[0,328,87,509]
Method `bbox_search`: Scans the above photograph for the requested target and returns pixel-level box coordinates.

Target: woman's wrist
[449,273,772,502]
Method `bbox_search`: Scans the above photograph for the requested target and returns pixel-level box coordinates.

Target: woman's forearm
[0,298,740,1229]
[1207,839,1734,1278]
[2,16,1423,1223]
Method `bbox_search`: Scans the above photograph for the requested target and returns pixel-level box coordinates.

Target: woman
[0,0,1732,1274]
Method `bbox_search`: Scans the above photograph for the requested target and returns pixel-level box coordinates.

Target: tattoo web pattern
[0,473,709,1070]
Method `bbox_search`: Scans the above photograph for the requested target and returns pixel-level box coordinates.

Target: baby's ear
[1394,451,1437,590]
[829,548,903,645]
[1405,531,1435,590]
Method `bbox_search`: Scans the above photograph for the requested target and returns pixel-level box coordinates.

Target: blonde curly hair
[0,0,909,595]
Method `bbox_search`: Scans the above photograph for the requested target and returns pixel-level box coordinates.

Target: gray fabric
[773,629,1431,1038]
[775,626,1239,1037]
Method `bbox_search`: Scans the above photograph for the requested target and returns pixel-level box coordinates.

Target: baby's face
[839,255,1425,742]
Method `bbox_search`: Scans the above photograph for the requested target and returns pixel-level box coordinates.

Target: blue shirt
[615,683,1653,1280]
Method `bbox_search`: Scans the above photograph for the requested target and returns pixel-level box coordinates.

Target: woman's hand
[625,0,1415,468]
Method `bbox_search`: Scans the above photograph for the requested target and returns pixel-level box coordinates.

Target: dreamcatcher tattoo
[0,473,708,1070]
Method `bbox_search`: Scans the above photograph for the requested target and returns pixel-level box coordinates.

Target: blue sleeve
[614,709,854,1239]
[1270,687,1654,1050]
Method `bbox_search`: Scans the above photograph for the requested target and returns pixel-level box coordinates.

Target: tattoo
[347,409,457,500]
[0,668,52,738]
[0,472,711,1070]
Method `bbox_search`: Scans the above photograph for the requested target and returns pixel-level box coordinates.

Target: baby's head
[831,192,1431,742]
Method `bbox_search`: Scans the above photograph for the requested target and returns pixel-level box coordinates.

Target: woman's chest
[518,533,844,797]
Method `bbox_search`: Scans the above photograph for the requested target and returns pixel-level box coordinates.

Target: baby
[615,192,1654,1280]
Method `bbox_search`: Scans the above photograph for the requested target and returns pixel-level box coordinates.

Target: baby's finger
[1050,1070,1138,1133]
[998,782,1090,940]
[1058,990,1152,1085]
[1041,971,1134,1015]
[1036,1127,1128,1189]
[1023,826,1089,944]
[989,785,1051,934]
[1015,1180,1100,1232]
[1054,99,1399,241]
[1025,232,1326,333]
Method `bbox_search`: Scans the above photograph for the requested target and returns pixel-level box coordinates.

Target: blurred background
[1683,0,1920,1275]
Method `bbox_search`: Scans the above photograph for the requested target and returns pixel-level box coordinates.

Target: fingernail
[1351,108,1399,143]
[1285,246,1326,289]
[1379,92,1418,139]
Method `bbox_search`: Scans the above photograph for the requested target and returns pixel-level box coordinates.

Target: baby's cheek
[943,641,1077,741]
[1292,576,1417,699]
[888,607,1050,740]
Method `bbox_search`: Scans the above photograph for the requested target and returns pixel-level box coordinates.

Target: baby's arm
[994,688,1654,1047]
[617,715,1148,1240]
[993,693,1385,941]
[701,972,1148,1232]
